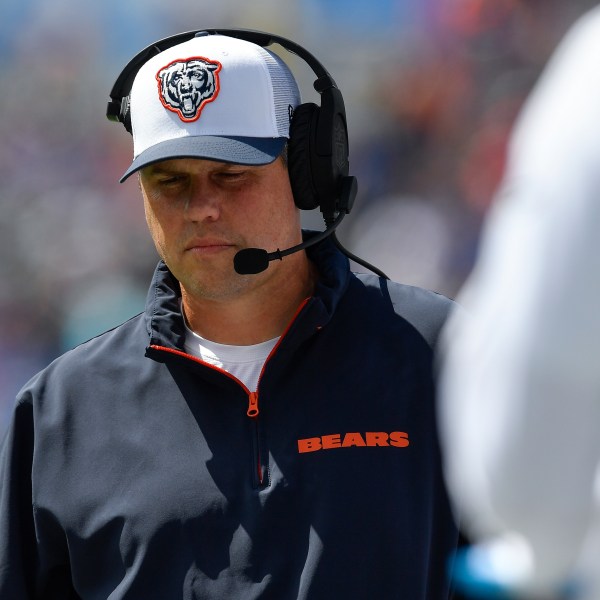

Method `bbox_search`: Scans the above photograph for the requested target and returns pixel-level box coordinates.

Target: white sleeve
[438,6,600,592]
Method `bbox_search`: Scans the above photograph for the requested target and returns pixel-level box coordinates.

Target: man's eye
[219,171,246,181]
[158,176,186,186]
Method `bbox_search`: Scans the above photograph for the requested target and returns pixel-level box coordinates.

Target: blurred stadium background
[0,0,596,435]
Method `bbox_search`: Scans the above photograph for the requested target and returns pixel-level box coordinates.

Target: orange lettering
[366,432,389,447]
[297,437,322,453]
[322,434,341,449]
[298,431,410,453]
[389,431,410,448]
[341,432,366,447]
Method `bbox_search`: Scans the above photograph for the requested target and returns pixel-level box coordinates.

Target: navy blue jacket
[0,237,458,599]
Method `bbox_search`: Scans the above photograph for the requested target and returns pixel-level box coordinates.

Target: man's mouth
[185,239,235,254]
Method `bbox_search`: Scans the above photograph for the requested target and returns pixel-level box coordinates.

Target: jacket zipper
[149,296,312,488]
[150,345,266,485]
[248,295,312,414]
[247,391,259,417]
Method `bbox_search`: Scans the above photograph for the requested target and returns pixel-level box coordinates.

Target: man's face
[139,157,302,302]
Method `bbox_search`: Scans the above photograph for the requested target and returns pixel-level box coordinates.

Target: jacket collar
[144,232,351,350]
[305,231,350,321]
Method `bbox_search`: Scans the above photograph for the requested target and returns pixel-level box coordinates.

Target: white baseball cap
[120,33,301,182]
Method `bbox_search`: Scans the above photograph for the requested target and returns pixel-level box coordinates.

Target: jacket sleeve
[0,395,37,598]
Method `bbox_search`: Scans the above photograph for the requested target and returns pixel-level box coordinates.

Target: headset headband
[107,28,352,218]
[106,28,339,126]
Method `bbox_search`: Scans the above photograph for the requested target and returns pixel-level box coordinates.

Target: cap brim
[120,135,287,183]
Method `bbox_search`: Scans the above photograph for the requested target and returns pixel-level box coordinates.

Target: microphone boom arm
[233,175,389,279]
[266,210,346,263]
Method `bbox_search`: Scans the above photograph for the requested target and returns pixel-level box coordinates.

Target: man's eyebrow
[145,165,182,176]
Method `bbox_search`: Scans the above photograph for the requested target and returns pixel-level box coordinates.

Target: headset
[107,28,388,278]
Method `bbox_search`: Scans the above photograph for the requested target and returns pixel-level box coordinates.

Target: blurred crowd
[0,0,596,435]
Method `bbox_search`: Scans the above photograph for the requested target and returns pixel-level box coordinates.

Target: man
[438,6,600,599]
[0,31,458,598]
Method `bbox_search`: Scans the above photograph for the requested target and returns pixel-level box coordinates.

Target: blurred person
[438,5,600,599]
[0,30,459,598]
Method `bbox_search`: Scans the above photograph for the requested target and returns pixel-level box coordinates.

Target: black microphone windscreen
[233,248,270,275]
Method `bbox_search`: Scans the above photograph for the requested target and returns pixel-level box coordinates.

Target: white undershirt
[183,319,279,392]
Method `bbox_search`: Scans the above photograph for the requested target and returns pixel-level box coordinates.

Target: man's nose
[183,185,222,222]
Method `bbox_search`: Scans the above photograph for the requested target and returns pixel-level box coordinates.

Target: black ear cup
[287,86,351,216]
[288,103,321,211]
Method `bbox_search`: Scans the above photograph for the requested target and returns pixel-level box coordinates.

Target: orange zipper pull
[247,392,259,417]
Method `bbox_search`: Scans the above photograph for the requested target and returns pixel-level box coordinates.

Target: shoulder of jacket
[351,273,455,349]
[16,312,147,400]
